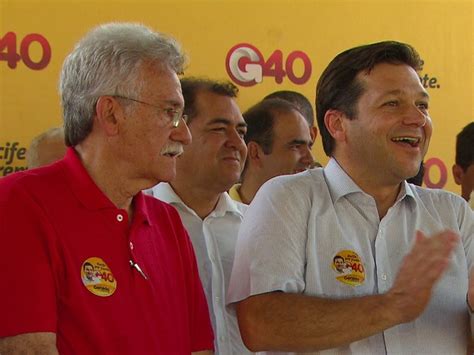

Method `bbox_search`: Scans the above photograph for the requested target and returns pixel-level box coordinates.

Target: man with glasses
[148,77,251,354]
[0,23,213,354]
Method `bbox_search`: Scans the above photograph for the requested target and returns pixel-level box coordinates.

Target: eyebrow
[207,117,248,128]
[287,138,311,146]
[383,89,430,99]
[154,98,184,109]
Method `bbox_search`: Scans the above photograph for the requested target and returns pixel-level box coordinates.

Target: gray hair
[59,22,187,146]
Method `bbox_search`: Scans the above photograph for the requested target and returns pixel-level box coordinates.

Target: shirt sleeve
[0,177,57,337]
[228,174,313,304]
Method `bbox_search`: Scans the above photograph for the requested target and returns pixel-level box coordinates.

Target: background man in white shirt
[150,78,251,354]
[452,122,474,203]
[229,98,313,204]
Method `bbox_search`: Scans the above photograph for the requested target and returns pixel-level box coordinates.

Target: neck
[333,156,401,219]
[170,179,221,219]
[239,171,265,205]
[75,141,137,217]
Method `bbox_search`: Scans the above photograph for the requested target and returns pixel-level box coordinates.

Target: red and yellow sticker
[332,250,365,286]
[81,257,117,297]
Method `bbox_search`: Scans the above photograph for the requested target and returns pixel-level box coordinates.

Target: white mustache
[160,142,184,157]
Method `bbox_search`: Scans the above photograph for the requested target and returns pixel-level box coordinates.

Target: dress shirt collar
[152,182,245,219]
[323,157,415,205]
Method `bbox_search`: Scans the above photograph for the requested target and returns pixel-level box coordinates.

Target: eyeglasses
[113,95,187,128]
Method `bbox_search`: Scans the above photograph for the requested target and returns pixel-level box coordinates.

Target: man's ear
[452,164,464,185]
[310,126,318,142]
[247,141,264,167]
[95,96,122,136]
[324,109,346,143]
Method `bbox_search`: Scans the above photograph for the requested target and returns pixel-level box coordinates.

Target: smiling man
[228,41,474,354]
[0,23,213,354]
[149,78,251,354]
[229,98,314,204]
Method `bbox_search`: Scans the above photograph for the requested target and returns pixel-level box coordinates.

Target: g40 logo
[226,43,312,87]
[0,32,51,70]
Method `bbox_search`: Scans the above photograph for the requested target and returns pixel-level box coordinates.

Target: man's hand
[386,230,459,324]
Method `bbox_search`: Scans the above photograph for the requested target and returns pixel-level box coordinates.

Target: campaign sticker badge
[81,257,117,297]
[332,250,365,286]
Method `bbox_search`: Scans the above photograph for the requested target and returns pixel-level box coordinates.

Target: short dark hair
[333,255,344,263]
[180,77,238,125]
[455,122,474,171]
[263,90,314,127]
[406,162,425,186]
[243,98,300,154]
[315,41,423,156]
[83,262,94,271]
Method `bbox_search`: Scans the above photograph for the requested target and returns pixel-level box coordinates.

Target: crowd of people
[0,22,473,354]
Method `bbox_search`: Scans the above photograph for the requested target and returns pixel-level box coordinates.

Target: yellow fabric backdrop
[1,0,472,193]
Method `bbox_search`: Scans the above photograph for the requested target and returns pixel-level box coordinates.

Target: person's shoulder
[0,162,64,198]
[411,184,464,204]
[265,168,323,190]
[409,184,469,213]
[260,168,325,198]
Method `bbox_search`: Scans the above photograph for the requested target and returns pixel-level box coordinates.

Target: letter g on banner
[226,43,313,87]
[226,43,264,87]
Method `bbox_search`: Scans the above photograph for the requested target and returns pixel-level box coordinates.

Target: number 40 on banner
[0,32,51,70]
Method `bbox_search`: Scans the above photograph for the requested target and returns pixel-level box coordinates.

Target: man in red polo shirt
[0,23,214,354]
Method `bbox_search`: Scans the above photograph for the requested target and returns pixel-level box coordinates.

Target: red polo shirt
[0,148,213,354]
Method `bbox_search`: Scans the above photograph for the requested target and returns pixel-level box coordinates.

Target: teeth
[392,137,420,146]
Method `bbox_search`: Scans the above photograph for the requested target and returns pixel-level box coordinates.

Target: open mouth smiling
[391,136,421,148]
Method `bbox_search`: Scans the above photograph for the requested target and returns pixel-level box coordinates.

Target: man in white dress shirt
[149,78,251,354]
[452,122,474,204]
[228,41,474,354]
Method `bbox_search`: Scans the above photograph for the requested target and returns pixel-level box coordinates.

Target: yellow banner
[1,0,472,193]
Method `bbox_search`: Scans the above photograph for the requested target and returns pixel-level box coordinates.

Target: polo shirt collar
[324,157,415,204]
[153,182,244,218]
[62,147,151,224]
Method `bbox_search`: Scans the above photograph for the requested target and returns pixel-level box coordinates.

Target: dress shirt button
[129,242,134,250]
[381,274,387,281]
[116,214,124,222]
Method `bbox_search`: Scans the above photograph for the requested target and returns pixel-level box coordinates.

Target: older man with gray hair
[0,23,213,354]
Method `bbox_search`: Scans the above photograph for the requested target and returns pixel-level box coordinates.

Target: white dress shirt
[150,183,251,354]
[229,158,474,355]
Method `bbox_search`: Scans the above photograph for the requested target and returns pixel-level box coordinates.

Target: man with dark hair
[263,90,318,141]
[148,77,251,354]
[228,41,473,354]
[452,122,474,203]
[229,98,313,204]
[0,24,213,354]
